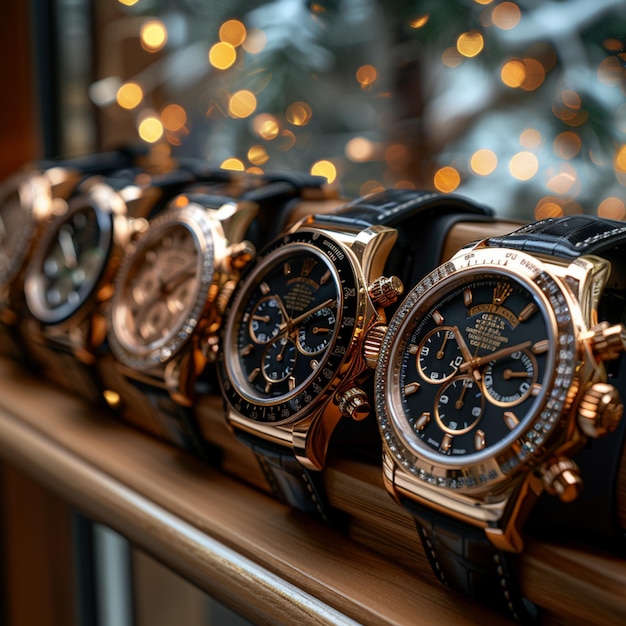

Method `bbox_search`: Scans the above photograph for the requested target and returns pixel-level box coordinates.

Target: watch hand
[58,228,78,269]
[504,369,531,380]
[436,331,450,360]
[454,379,469,410]
[459,341,532,373]
[287,298,336,330]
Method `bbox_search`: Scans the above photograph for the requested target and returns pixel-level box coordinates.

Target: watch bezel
[23,195,114,324]
[219,227,364,425]
[376,247,581,495]
[108,204,216,371]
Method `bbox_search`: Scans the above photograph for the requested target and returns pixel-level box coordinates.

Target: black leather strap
[37,145,146,176]
[235,430,347,528]
[403,498,538,624]
[317,188,493,289]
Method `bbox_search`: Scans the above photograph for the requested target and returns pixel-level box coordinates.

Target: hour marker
[288,376,296,391]
[414,412,430,431]
[518,302,538,322]
[432,310,444,326]
[409,343,419,355]
[265,381,272,393]
[504,411,519,430]
[310,359,319,370]
[441,433,453,452]
[474,429,486,451]
[301,258,317,277]
[532,340,549,355]
[240,343,254,356]
[320,270,331,285]
[259,282,270,295]
[247,367,260,382]
[493,282,513,305]
[531,383,542,397]
[404,382,421,396]
[463,288,473,307]
[284,262,292,276]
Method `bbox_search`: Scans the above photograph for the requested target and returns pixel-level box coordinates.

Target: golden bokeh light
[311,160,337,184]
[434,166,461,192]
[520,58,545,91]
[141,20,167,52]
[597,56,623,87]
[276,130,296,151]
[219,19,246,47]
[615,144,626,172]
[345,137,374,162]
[457,31,484,58]
[116,82,143,109]
[546,165,578,195]
[118,0,139,6]
[474,0,494,4]
[553,132,581,160]
[242,28,267,54]
[520,128,542,149]
[492,2,521,30]
[394,180,416,190]
[138,116,164,143]
[252,114,280,140]
[510,152,539,180]
[535,198,563,220]
[161,104,187,132]
[229,90,257,118]
[356,65,377,88]
[598,197,626,220]
[470,149,497,175]
[286,101,312,126]
[501,59,526,87]
[221,158,245,171]
[409,15,429,29]
[442,47,464,68]
[246,166,265,175]
[248,145,270,165]
[209,42,237,70]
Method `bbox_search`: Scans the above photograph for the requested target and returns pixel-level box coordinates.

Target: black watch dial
[377,249,579,491]
[220,229,362,423]
[24,198,112,323]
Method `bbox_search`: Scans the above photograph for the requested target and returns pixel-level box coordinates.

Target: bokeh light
[510,152,539,180]
[242,28,267,54]
[209,42,237,70]
[598,197,626,220]
[520,128,542,149]
[161,104,187,132]
[535,198,563,220]
[219,20,246,47]
[252,113,280,140]
[356,65,377,88]
[286,102,312,126]
[229,90,257,118]
[345,137,374,162]
[140,20,167,52]
[470,149,497,175]
[442,47,464,68]
[248,145,269,165]
[311,160,337,183]
[221,158,245,171]
[116,82,143,110]
[457,31,484,58]
[553,132,581,160]
[492,2,521,30]
[138,116,164,143]
[409,15,429,29]
[434,166,461,192]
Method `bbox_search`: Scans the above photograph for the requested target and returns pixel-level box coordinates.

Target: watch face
[108,205,215,370]
[376,247,580,493]
[219,228,363,424]
[24,196,113,324]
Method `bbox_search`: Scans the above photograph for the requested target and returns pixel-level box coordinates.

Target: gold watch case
[375,242,625,551]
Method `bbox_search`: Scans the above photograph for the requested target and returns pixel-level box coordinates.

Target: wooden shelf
[0,357,624,625]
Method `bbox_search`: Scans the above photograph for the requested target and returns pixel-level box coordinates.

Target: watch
[102,174,327,458]
[0,147,144,364]
[374,214,626,621]
[218,189,492,526]
[21,163,233,402]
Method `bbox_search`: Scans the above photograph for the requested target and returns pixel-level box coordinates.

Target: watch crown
[541,457,583,502]
[227,240,255,271]
[363,324,388,369]
[337,387,370,421]
[584,321,626,362]
[216,279,238,315]
[577,382,623,438]
[367,276,403,308]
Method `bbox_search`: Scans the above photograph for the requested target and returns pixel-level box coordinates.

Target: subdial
[249,296,285,344]
[418,326,464,383]
[483,349,537,406]
[435,375,484,435]
[297,306,336,355]
[262,336,297,383]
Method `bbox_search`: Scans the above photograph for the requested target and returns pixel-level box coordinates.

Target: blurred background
[43,0,626,222]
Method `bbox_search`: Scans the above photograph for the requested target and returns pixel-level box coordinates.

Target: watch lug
[351,225,398,285]
[164,352,194,407]
[216,201,259,243]
[293,403,343,471]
